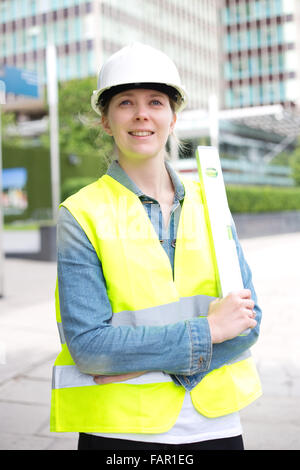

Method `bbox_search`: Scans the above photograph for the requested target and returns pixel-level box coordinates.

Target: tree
[290,143,300,186]
[41,76,114,171]
[269,136,300,186]
[1,111,24,147]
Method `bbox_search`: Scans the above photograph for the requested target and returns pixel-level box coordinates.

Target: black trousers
[78,433,244,451]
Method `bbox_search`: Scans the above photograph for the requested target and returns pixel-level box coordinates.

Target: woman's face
[101,88,176,162]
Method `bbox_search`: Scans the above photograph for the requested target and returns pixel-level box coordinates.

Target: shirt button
[198,356,204,365]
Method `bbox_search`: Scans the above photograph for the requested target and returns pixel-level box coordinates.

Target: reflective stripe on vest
[57,321,66,344]
[56,293,216,341]
[50,174,261,433]
[52,350,251,390]
[52,368,173,389]
[56,293,216,345]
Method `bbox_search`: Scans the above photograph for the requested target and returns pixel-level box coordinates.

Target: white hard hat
[91,42,188,115]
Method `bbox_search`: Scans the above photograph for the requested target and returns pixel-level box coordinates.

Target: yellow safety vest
[50,174,261,433]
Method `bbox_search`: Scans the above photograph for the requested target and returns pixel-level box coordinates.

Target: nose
[134,103,149,121]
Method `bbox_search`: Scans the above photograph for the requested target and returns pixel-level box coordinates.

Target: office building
[0,0,221,113]
[221,0,300,109]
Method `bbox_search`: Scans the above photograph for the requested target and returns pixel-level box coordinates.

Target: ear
[169,113,177,135]
[101,115,113,136]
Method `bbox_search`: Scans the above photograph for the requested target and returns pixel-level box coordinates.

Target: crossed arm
[57,207,261,389]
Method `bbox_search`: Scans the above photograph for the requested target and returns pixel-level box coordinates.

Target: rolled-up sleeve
[57,207,213,381]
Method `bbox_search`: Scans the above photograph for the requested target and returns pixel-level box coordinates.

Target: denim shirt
[57,159,262,392]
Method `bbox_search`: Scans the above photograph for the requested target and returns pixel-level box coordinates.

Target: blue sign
[2,167,27,190]
[0,66,39,98]
[2,167,28,216]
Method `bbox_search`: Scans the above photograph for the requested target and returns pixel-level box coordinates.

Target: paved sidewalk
[0,232,299,450]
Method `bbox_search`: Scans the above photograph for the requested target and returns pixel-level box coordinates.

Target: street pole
[208,94,219,150]
[27,26,60,222]
[0,80,5,297]
[46,43,60,221]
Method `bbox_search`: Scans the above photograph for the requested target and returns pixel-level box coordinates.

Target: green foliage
[1,112,24,147]
[2,144,107,223]
[290,147,300,186]
[2,144,52,223]
[62,179,300,214]
[270,137,300,186]
[2,77,114,162]
[269,151,291,167]
[61,176,98,201]
[2,77,114,224]
[226,185,300,213]
[41,76,114,164]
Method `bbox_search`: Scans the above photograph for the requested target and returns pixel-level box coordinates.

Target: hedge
[3,140,300,224]
[61,178,300,214]
[3,145,52,223]
[226,185,300,213]
[2,144,106,223]
[61,177,98,201]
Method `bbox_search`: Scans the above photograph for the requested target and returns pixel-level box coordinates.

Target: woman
[50,43,262,451]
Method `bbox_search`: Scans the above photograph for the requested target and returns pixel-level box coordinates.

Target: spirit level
[196,146,250,335]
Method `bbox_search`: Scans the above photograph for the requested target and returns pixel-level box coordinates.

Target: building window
[29,0,37,16]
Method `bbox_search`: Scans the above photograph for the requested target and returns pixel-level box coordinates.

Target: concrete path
[0,232,299,450]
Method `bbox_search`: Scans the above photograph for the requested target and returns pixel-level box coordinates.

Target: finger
[248,310,256,319]
[242,298,255,310]
[238,288,252,299]
[93,375,112,385]
[93,372,145,385]
[94,374,131,385]
[249,318,257,329]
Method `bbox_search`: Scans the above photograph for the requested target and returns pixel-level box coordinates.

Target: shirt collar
[106,159,185,201]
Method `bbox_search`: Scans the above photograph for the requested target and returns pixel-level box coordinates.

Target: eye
[151,99,163,106]
[119,99,132,106]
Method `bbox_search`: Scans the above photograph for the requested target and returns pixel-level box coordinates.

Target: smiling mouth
[128,131,154,137]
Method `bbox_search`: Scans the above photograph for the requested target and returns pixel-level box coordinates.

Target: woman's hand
[207,289,257,344]
[93,371,146,385]
[92,289,256,382]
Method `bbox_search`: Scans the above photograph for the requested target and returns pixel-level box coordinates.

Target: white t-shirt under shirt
[90,382,242,444]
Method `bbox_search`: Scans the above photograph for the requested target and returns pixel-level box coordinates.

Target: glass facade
[221,0,299,109]
[98,0,220,109]
[0,0,221,111]
[0,0,93,85]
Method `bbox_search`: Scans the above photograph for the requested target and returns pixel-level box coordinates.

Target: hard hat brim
[91,82,187,116]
